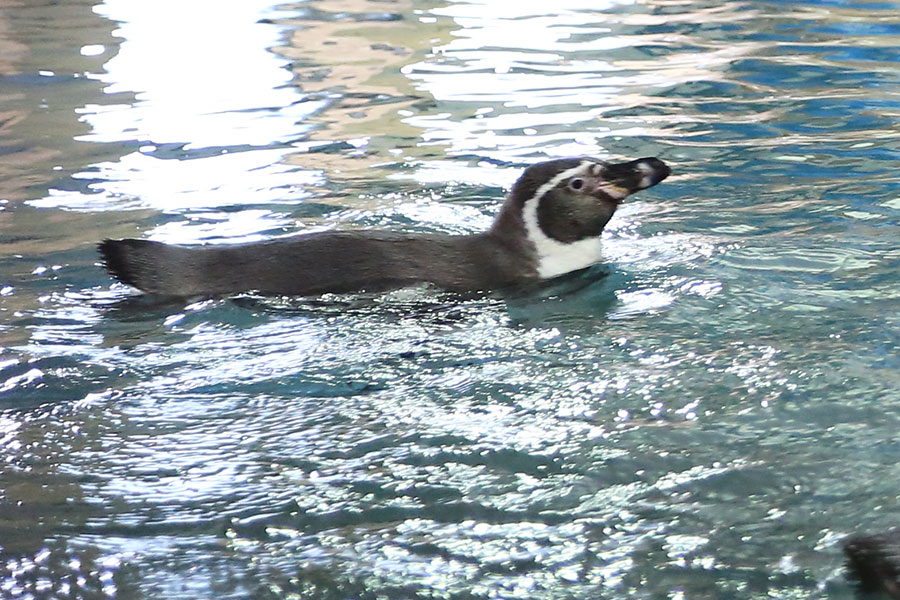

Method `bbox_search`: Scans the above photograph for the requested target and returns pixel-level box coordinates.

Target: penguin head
[498,156,670,279]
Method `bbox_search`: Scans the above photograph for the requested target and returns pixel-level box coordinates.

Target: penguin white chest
[522,196,605,278]
[520,160,607,279]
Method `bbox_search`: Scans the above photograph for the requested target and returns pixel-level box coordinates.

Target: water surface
[2,0,900,598]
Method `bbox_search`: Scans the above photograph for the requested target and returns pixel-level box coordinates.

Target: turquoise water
[2,0,900,597]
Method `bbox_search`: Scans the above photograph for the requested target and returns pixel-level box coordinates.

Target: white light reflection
[80,44,105,57]
[399,0,767,172]
[34,148,322,215]
[84,0,303,148]
[400,0,639,164]
[35,0,324,227]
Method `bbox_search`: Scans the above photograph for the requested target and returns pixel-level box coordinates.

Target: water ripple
[4,0,900,598]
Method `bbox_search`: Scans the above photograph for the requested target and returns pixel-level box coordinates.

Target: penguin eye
[568,178,585,192]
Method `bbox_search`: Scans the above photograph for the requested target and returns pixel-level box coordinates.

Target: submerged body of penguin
[99,156,671,298]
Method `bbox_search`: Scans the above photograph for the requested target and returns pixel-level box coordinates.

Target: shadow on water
[502,265,623,326]
[95,264,627,332]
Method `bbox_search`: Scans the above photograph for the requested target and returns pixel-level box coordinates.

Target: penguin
[98,156,670,298]
[844,529,900,598]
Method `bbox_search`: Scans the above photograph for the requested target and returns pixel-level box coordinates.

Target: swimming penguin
[98,156,670,298]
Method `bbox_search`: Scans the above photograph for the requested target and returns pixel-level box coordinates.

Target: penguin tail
[98,238,182,295]
[98,239,140,288]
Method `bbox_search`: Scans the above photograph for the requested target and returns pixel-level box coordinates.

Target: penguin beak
[632,157,671,190]
[592,157,671,201]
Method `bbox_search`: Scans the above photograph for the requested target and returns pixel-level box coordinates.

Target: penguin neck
[488,200,539,273]
[490,195,604,280]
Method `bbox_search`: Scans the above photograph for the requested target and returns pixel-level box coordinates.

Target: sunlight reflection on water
[26,0,324,241]
[86,0,304,147]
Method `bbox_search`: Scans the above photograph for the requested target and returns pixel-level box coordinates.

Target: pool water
[2,0,900,598]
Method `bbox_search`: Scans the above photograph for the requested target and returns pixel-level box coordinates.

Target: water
[2,0,900,597]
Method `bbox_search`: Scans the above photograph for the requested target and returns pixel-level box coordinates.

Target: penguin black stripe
[98,156,671,298]
[508,158,588,207]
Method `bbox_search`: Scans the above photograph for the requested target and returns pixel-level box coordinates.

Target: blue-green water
[2,0,900,598]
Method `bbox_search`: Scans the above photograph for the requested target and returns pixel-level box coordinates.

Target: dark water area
[2,0,900,598]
